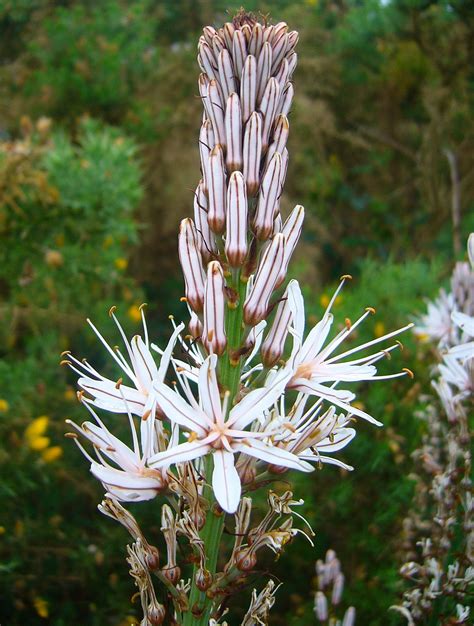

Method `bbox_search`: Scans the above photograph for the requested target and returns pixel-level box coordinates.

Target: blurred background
[0,1,472,624]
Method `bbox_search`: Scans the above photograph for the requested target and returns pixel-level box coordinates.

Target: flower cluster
[64,12,413,625]
[314,549,356,626]
[393,234,473,625]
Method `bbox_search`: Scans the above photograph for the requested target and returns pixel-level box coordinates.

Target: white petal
[148,437,212,468]
[235,439,314,472]
[212,450,241,513]
[198,355,223,426]
[91,463,161,501]
[317,428,356,452]
[79,377,145,415]
[452,311,474,337]
[131,335,158,390]
[152,382,210,436]
[298,314,333,364]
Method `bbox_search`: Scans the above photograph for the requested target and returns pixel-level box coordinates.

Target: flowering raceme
[65,11,413,625]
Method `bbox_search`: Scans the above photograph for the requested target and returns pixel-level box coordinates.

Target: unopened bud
[342,607,356,626]
[198,118,214,194]
[148,602,166,625]
[232,28,247,78]
[275,205,304,288]
[188,311,203,340]
[202,261,227,355]
[253,152,282,241]
[178,218,205,312]
[314,591,328,621]
[194,180,217,262]
[243,112,262,196]
[225,171,248,267]
[144,545,160,571]
[218,49,236,101]
[241,55,257,123]
[208,145,226,234]
[225,93,243,172]
[206,80,225,147]
[260,78,280,150]
[331,572,344,606]
[243,233,286,326]
[257,42,272,103]
[261,291,292,367]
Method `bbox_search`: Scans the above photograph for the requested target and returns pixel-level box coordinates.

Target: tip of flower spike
[403,368,415,379]
[108,305,117,317]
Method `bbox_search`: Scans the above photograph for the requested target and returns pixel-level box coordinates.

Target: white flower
[148,355,312,513]
[448,311,474,363]
[66,397,174,502]
[63,307,183,458]
[285,279,413,426]
[414,291,457,346]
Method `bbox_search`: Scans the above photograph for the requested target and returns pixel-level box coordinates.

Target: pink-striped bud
[260,283,294,367]
[248,21,263,57]
[271,23,289,73]
[202,26,216,46]
[243,112,262,196]
[260,78,281,150]
[243,233,286,326]
[198,118,214,194]
[218,49,235,101]
[193,181,217,262]
[212,34,225,58]
[288,30,299,50]
[275,204,304,288]
[207,80,226,147]
[266,115,289,167]
[225,93,242,172]
[223,22,235,51]
[198,40,217,80]
[241,55,257,123]
[232,28,247,78]
[202,261,227,355]
[225,171,248,267]
[207,145,226,234]
[188,311,203,340]
[253,152,282,241]
[342,607,356,626]
[331,572,345,606]
[178,218,205,312]
[287,51,297,79]
[257,42,272,103]
[314,591,328,621]
[279,82,294,117]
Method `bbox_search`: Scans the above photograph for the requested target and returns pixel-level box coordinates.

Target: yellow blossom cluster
[24,416,62,463]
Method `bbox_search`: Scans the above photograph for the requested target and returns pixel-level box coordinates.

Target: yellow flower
[0,399,9,412]
[44,249,63,267]
[0,526,6,535]
[115,257,128,271]
[29,436,50,451]
[127,304,142,323]
[24,416,49,440]
[320,294,330,308]
[374,321,386,338]
[33,596,49,619]
[41,446,63,463]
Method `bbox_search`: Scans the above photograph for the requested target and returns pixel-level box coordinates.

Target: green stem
[182,272,247,625]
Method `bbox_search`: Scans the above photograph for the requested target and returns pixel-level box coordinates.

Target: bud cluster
[178,13,304,359]
[314,550,356,626]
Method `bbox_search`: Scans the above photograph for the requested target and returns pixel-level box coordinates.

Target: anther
[60,350,71,357]
[345,318,352,329]
[340,274,352,281]
[64,432,78,439]
[396,340,404,350]
[60,359,72,366]
[108,305,117,317]
[139,303,148,311]
[180,297,188,302]
[115,378,123,389]
[365,306,376,314]
[76,391,85,402]
[402,368,414,379]
[382,350,392,360]
[142,409,152,421]
[188,431,199,442]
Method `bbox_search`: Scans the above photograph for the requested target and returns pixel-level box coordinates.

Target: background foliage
[0,1,472,625]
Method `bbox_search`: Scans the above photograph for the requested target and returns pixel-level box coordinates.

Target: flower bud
[261,291,292,367]
[243,112,262,196]
[193,180,217,262]
[207,145,226,234]
[265,115,289,167]
[275,205,304,288]
[202,261,227,355]
[223,22,234,50]
[162,565,181,585]
[218,49,236,101]
[243,233,286,326]
[249,21,263,56]
[253,152,282,241]
[279,82,294,117]
[198,116,214,193]
[257,42,272,103]
[188,311,203,339]
[314,591,328,621]
[198,40,217,80]
[178,218,205,312]
[232,28,247,78]
[225,172,248,267]
[241,55,257,123]
[207,80,226,147]
[331,572,344,605]
[144,545,160,571]
[271,24,289,73]
[342,607,356,626]
[260,78,280,150]
[225,93,243,172]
